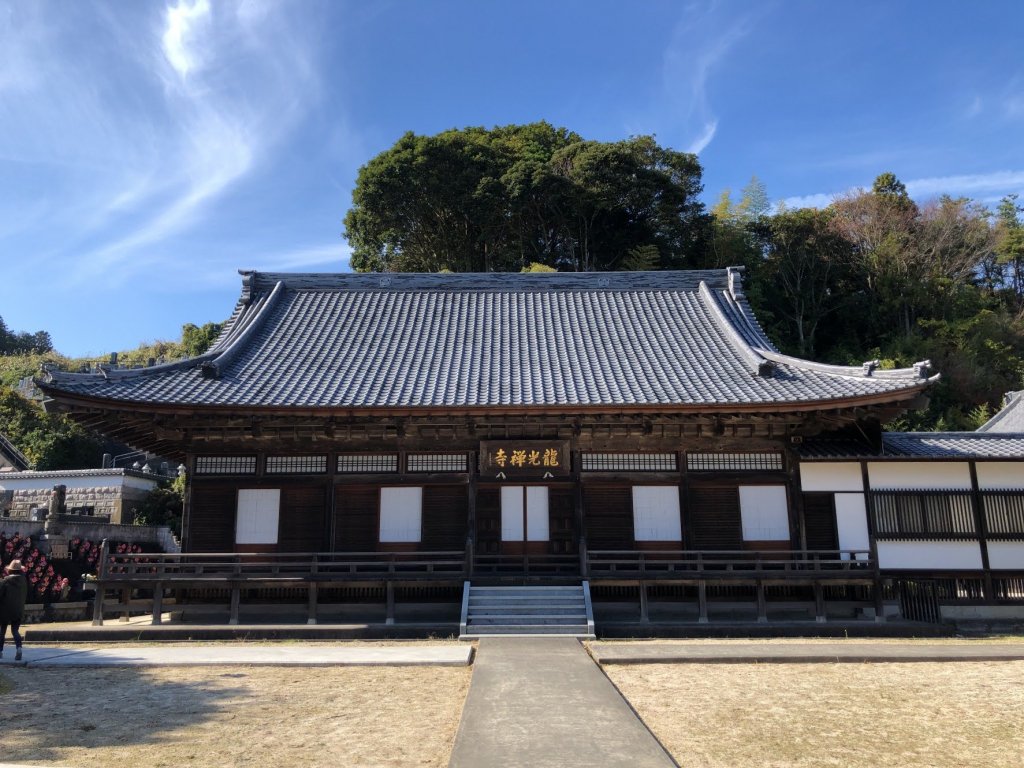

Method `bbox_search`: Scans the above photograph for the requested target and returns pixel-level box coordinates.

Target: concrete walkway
[447,637,676,768]
[590,641,1024,664]
[0,643,472,667]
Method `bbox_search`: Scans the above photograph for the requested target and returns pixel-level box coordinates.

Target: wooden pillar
[467,452,478,578]
[873,577,887,623]
[697,580,708,624]
[92,586,105,626]
[385,581,395,625]
[151,584,164,625]
[229,587,240,625]
[756,580,767,623]
[814,581,826,623]
[639,582,649,623]
[968,462,994,603]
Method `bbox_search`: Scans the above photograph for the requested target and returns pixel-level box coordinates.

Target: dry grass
[605,661,1024,768]
[0,664,471,768]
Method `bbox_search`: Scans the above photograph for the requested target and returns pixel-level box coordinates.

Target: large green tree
[344,122,709,273]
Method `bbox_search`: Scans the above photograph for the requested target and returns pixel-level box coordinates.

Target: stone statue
[45,484,66,533]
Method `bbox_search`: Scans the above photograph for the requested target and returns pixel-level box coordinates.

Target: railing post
[814,581,826,623]
[151,583,163,625]
[639,582,649,623]
[756,580,767,623]
[308,554,318,625]
[385,581,395,625]
[120,586,131,623]
[579,536,588,578]
[91,538,110,626]
[229,587,241,625]
[465,536,474,578]
[697,579,708,624]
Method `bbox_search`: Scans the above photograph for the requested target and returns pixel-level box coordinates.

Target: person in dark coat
[0,559,28,661]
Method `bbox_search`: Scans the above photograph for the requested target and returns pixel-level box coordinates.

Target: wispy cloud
[780,169,1024,210]
[0,1,325,286]
[660,2,761,155]
[162,0,212,77]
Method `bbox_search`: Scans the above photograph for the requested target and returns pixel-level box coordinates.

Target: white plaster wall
[834,493,870,557]
[986,542,1024,570]
[877,541,983,570]
[975,463,1024,490]
[868,462,971,490]
[799,463,864,492]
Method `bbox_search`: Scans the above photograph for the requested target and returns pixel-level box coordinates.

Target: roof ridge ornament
[862,360,879,377]
[913,360,931,379]
[240,270,256,305]
[726,266,746,300]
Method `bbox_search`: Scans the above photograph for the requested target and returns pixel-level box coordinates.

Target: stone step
[464,624,594,636]
[468,593,585,598]
[468,602,585,606]
[468,616,587,626]
[469,608,587,617]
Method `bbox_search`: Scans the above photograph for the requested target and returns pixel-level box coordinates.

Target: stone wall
[5,484,151,524]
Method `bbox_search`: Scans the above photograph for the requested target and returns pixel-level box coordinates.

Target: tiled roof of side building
[976,391,1024,434]
[799,433,1024,460]
[37,268,936,411]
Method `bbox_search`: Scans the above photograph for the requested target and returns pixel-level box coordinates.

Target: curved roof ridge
[200,280,285,379]
[697,281,773,377]
[38,282,282,387]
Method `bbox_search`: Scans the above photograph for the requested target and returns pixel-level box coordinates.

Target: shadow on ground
[0,666,247,764]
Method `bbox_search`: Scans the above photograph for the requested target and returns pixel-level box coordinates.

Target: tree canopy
[344,122,710,273]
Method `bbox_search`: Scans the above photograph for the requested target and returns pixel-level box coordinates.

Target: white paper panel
[739,485,790,541]
[379,487,422,542]
[834,493,871,559]
[631,486,682,541]
[526,486,549,541]
[235,489,280,544]
[501,486,524,541]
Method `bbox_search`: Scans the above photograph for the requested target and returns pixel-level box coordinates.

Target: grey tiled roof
[977,391,1024,433]
[800,433,1024,460]
[0,468,160,482]
[38,269,935,411]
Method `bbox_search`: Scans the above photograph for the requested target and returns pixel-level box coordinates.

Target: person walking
[0,559,28,661]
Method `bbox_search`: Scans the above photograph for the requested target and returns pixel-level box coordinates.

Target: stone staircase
[459,582,595,639]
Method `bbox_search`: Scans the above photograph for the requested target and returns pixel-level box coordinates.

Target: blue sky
[1,0,1022,358]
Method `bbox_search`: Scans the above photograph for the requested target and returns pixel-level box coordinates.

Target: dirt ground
[605,660,1024,768]
[0,664,471,768]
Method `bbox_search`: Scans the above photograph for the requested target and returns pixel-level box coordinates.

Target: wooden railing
[97,547,468,583]
[472,553,581,576]
[586,549,874,578]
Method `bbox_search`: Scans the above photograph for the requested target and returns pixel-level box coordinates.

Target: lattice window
[194,456,257,475]
[336,454,399,473]
[870,491,976,537]
[982,492,1024,536]
[406,453,468,473]
[686,452,783,472]
[582,453,677,472]
[266,455,328,474]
